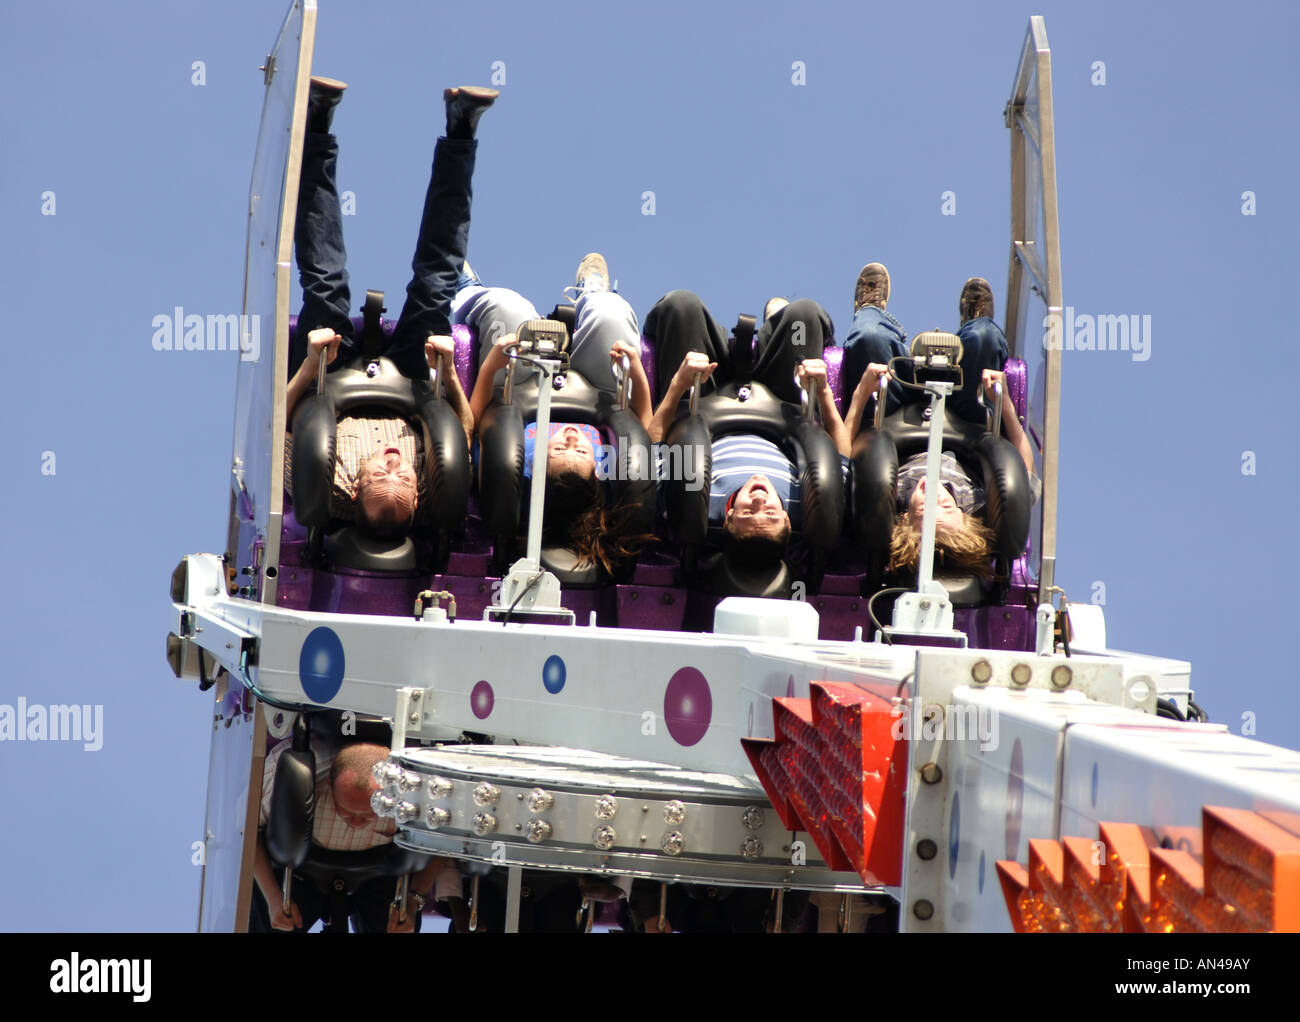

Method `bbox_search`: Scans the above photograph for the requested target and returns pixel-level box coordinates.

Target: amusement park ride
[167,4,1300,933]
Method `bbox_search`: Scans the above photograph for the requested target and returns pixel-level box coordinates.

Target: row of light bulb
[372,763,770,859]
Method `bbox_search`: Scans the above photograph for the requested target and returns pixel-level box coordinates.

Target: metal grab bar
[873,373,888,430]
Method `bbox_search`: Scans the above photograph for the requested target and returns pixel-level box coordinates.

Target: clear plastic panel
[204,0,314,932]
[1016,67,1047,450]
[1005,17,1062,591]
[228,0,312,590]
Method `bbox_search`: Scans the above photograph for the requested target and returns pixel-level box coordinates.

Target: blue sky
[1,0,1296,930]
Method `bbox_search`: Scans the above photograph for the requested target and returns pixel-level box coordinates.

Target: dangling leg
[386,87,497,379]
[643,289,733,405]
[751,297,831,404]
[454,285,540,389]
[953,277,1009,425]
[290,76,358,377]
[565,255,641,396]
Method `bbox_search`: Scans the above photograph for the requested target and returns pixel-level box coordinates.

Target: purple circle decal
[664,667,712,747]
[471,680,494,720]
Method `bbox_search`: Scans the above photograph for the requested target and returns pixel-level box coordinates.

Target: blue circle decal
[299,627,345,703]
[542,654,566,694]
[949,792,961,880]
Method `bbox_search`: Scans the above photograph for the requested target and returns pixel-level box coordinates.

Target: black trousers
[248,867,421,933]
[642,290,833,406]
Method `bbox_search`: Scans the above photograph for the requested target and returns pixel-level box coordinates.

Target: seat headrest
[694,381,807,442]
[323,354,431,415]
[508,369,617,424]
[325,527,419,573]
[539,546,604,587]
[882,403,988,462]
[698,552,793,600]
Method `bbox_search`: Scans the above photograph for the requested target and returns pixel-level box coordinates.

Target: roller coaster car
[850,356,1032,607]
[279,301,1033,644]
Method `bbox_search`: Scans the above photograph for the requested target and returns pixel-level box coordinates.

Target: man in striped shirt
[645,291,851,562]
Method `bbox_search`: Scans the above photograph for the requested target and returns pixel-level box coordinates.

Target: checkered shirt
[259,738,396,852]
[284,414,427,523]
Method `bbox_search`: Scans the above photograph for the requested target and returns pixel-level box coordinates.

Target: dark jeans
[841,307,1009,427]
[290,131,476,380]
[643,290,832,406]
[249,866,422,933]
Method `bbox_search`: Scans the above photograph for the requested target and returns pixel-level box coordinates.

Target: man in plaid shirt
[283,77,493,537]
[250,738,459,932]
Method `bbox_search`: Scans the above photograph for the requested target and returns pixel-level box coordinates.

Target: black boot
[443,86,498,140]
[307,76,348,134]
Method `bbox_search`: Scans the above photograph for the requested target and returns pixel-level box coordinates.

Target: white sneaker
[564,252,610,302]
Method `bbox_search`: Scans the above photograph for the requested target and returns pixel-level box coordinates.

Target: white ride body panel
[182,554,911,777]
[924,687,1300,932]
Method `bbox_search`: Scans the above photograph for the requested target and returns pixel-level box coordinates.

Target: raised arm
[796,358,851,457]
[982,369,1035,477]
[609,339,652,429]
[469,333,518,431]
[648,351,717,444]
[842,363,891,442]
[425,335,474,447]
[285,328,342,424]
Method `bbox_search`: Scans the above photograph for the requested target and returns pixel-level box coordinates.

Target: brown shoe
[307,76,348,134]
[443,86,499,139]
[959,277,995,324]
[853,263,891,312]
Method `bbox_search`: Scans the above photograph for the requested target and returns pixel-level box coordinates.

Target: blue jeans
[842,305,909,415]
[952,317,1010,424]
[842,307,1008,426]
[291,131,476,380]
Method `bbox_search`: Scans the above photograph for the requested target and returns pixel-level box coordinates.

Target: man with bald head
[251,738,459,933]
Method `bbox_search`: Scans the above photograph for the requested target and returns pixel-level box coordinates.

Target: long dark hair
[534,470,654,576]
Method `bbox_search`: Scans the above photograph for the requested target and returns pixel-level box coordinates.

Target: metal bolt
[1050,665,1073,690]
[917,839,938,860]
[920,763,943,785]
[1011,663,1032,686]
[913,899,935,920]
[971,659,993,685]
